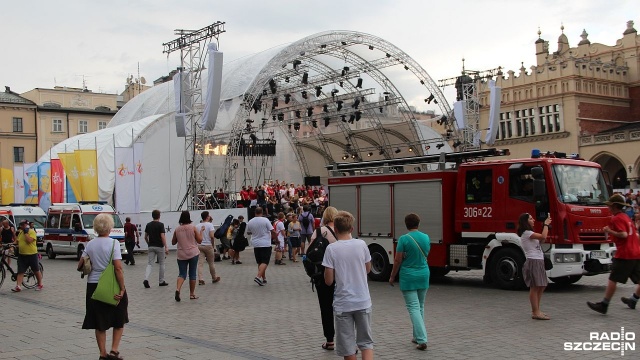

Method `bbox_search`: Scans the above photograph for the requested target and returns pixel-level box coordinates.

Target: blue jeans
[287,237,293,259]
[177,255,199,280]
[402,288,428,344]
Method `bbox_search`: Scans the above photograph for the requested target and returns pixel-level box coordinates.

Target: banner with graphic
[0,168,14,205]
[13,164,24,203]
[59,153,82,201]
[133,142,144,213]
[23,163,39,205]
[38,162,52,211]
[50,159,65,204]
[75,150,98,201]
[114,147,135,213]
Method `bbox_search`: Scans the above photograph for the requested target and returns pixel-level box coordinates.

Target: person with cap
[587,194,640,314]
[11,220,43,292]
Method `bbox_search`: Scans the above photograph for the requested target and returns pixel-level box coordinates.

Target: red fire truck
[326,148,615,290]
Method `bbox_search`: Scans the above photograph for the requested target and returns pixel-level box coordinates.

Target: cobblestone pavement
[0,251,638,359]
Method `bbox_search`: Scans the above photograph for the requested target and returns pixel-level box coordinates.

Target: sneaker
[254,277,264,286]
[35,285,44,291]
[143,280,150,288]
[621,297,638,309]
[235,261,242,264]
[587,301,608,314]
[262,279,267,284]
[159,281,169,286]
[11,286,21,292]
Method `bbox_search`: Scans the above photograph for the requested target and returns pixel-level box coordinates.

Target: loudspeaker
[304,176,321,186]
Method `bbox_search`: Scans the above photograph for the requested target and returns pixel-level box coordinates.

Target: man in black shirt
[143,210,169,288]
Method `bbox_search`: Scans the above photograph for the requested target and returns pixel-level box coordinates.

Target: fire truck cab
[0,204,47,251]
[327,149,614,290]
[43,202,126,260]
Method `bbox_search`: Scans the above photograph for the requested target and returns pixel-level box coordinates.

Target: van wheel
[490,247,526,290]
[368,245,391,282]
[46,244,56,259]
[77,246,84,260]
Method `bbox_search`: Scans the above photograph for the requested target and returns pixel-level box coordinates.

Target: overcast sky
[2,0,636,110]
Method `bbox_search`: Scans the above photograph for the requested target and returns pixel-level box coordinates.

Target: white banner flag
[485,80,502,145]
[13,164,24,203]
[133,142,144,213]
[114,147,135,213]
[200,43,223,131]
[174,71,191,137]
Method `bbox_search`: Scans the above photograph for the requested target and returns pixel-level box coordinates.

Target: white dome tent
[38,30,457,213]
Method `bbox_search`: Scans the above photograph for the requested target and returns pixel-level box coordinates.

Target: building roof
[599,121,640,134]
[0,86,35,105]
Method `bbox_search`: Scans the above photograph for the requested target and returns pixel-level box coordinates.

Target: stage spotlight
[395,148,401,154]
[269,79,277,94]
[324,117,331,127]
[379,107,383,113]
[341,66,350,77]
[295,110,301,118]
[272,98,278,108]
[293,59,301,70]
[320,44,327,49]
[420,80,425,85]
[386,53,391,58]
[339,81,344,87]
[434,99,438,104]
[249,134,258,144]
[356,78,363,88]
[301,90,308,99]
[331,89,339,97]
[379,149,385,155]
[293,122,301,131]
[312,120,318,128]
[367,152,373,157]
[285,76,290,83]
[453,140,462,148]
[404,65,409,70]
[368,45,374,50]
[341,115,347,122]
[349,114,355,123]
[436,143,444,149]
[245,119,254,123]
[351,154,357,159]
[337,101,343,111]
[315,86,322,97]
[355,111,362,121]
[245,123,252,131]
[342,154,348,160]
[284,93,291,104]
[262,89,268,96]
[352,99,360,109]
[425,94,435,104]
[307,107,313,117]
[272,114,276,121]
[408,147,413,152]
[323,104,329,113]
[277,113,284,122]
[302,72,309,84]
[341,41,347,45]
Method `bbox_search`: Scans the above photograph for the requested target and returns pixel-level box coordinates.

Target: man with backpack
[299,205,315,256]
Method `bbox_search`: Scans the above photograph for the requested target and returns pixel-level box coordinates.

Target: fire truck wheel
[549,275,582,285]
[76,246,85,261]
[490,247,526,290]
[429,267,450,278]
[368,245,391,282]
[46,244,56,259]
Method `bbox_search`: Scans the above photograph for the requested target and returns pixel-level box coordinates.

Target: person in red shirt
[587,194,640,314]
[123,217,139,265]
[248,186,257,200]
[240,186,250,207]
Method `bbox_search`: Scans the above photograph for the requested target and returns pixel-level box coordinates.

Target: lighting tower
[163,22,225,210]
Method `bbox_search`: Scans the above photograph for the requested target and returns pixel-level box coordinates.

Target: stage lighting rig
[324,117,330,127]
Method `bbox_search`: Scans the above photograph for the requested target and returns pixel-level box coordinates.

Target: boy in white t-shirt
[322,211,373,360]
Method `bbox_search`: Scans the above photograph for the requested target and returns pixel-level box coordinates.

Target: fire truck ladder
[326,148,509,172]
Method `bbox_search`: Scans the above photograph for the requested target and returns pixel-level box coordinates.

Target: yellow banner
[0,168,14,205]
[59,153,83,201]
[75,150,98,201]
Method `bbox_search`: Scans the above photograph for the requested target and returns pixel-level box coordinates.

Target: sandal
[416,343,428,351]
[190,295,199,300]
[175,290,181,302]
[108,350,124,360]
[212,277,221,283]
[198,280,205,285]
[322,342,335,350]
[531,314,550,320]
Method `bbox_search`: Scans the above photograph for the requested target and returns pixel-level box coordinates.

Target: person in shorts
[322,211,373,359]
[11,220,43,292]
[246,207,273,286]
[587,194,640,314]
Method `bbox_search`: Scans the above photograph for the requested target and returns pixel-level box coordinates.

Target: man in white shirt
[197,211,220,285]
[246,207,274,286]
[323,211,373,360]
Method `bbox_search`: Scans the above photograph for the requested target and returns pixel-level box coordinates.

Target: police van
[0,204,47,250]
[43,202,126,259]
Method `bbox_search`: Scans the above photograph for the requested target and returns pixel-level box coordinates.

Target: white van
[44,202,126,259]
[0,204,47,250]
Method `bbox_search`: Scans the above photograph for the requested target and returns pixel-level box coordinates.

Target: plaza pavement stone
[0,250,638,359]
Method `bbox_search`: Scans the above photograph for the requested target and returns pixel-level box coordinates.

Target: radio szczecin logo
[564,327,635,356]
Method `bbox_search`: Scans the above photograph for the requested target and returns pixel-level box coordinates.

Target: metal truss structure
[163,22,225,210]
[222,31,454,206]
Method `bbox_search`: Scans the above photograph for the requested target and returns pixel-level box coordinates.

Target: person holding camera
[517,213,552,320]
[11,220,43,292]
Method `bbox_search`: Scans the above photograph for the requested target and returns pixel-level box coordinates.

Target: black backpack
[303,226,336,291]
[214,214,234,240]
[301,213,312,229]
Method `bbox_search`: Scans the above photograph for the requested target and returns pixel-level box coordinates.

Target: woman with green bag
[77,214,128,360]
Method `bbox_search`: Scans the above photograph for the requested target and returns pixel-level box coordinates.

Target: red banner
[50,159,65,203]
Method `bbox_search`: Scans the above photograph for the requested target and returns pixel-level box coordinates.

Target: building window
[12,117,23,132]
[78,120,88,134]
[53,119,63,132]
[514,108,536,137]
[98,121,107,130]
[538,104,562,134]
[14,147,24,162]
[498,112,513,139]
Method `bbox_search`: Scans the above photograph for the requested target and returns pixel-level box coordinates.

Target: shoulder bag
[406,233,428,265]
[91,240,121,306]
